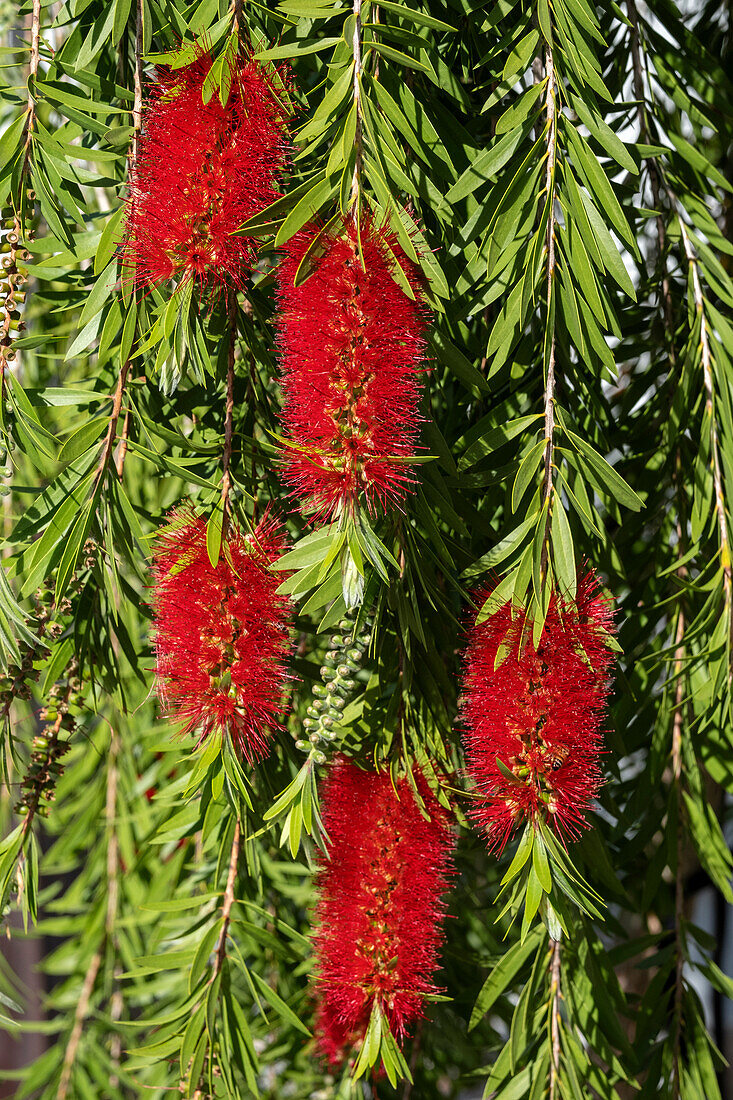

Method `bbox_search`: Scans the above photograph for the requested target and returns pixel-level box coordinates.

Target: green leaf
[578,188,637,299]
[522,865,543,939]
[112,0,133,44]
[251,971,311,1035]
[365,41,430,73]
[94,205,126,275]
[469,924,544,1030]
[206,499,223,568]
[0,113,26,172]
[375,0,456,32]
[57,416,108,465]
[551,491,576,598]
[502,30,539,82]
[564,429,643,512]
[446,125,527,203]
[512,440,545,511]
[274,175,338,247]
[532,834,552,892]
[255,37,340,60]
[495,81,545,136]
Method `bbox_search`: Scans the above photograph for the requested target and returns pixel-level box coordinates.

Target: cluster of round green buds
[0,584,64,717]
[294,614,372,757]
[1,211,29,379]
[15,658,82,820]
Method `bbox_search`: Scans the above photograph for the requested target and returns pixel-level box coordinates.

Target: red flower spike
[313,757,453,1068]
[275,217,428,520]
[125,50,289,296]
[461,572,616,851]
[151,506,293,761]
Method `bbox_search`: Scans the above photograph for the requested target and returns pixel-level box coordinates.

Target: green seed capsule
[312,698,325,712]
[303,717,317,730]
[295,739,309,751]
[329,635,343,648]
[308,733,320,744]
[312,683,328,698]
[340,678,357,692]
[330,696,345,711]
[347,648,362,663]
[307,705,320,719]
[336,664,350,678]
[320,667,336,682]
[314,751,327,765]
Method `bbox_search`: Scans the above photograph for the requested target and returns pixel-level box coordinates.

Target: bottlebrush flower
[313,757,453,1068]
[151,506,293,761]
[461,572,615,850]
[275,217,427,520]
[125,49,289,296]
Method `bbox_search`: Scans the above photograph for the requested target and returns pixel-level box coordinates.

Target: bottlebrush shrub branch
[275,215,427,522]
[152,506,295,761]
[124,47,290,297]
[462,572,616,852]
[312,756,454,1084]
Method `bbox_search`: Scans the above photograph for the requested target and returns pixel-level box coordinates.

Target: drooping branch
[679,222,733,629]
[349,0,364,207]
[57,730,120,1100]
[627,0,731,644]
[539,44,557,577]
[548,937,562,1100]
[96,0,144,490]
[19,0,42,184]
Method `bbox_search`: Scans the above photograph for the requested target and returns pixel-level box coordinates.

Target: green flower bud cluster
[0,211,30,376]
[294,613,372,756]
[15,658,82,820]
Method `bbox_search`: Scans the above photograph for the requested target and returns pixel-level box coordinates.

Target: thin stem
[548,937,562,1100]
[540,44,557,577]
[214,819,241,977]
[231,0,244,37]
[350,0,364,207]
[94,360,130,490]
[20,0,41,182]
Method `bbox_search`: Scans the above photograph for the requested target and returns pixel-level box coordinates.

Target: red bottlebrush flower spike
[125,50,289,296]
[461,572,616,851]
[275,217,428,520]
[313,757,453,1068]
[151,506,293,761]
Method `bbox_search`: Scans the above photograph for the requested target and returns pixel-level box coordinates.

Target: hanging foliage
[0,0,732,1098]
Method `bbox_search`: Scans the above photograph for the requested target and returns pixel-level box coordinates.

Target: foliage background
[0,0,732,1097]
